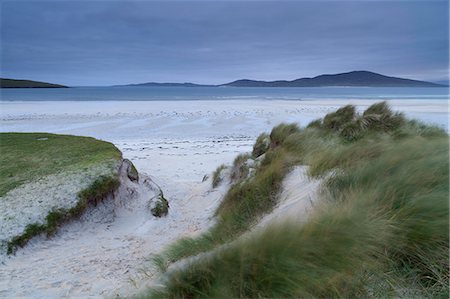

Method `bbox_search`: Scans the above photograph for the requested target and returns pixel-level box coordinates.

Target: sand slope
[0,163,119,252]
[255,166,321,229]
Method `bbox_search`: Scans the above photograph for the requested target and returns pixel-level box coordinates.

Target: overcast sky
[1,0,448,86]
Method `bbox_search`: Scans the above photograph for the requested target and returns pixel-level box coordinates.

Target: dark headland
[0,78,68,88]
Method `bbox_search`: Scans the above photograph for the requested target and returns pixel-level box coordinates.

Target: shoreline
[1,98,447,128]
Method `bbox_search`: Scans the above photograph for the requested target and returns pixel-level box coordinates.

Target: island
[0,78,68,88]
[222,71,444,87]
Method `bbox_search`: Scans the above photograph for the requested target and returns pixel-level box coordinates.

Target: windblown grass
[148,206,392,299]
[154,150,292,268]
[323,104,356,131]
[212,164,226,188]
[154,130,296,267]
[269,123,300,148]
[145,102,448,298]
[252,133,269,158]
[229,153,252,183]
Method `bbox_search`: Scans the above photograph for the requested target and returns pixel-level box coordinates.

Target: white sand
[0,99,447,297]
[1,100,448,141]
[0,162,118,251]
[255,166,321,230]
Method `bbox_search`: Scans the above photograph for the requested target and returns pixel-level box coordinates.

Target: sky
[0,0,448,86]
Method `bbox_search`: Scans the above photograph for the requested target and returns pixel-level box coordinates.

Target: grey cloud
[1,0,448,85]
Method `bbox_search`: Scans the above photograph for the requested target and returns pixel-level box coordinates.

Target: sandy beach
[1,99,447,181]
[0,98,448,297]
[1,99,447,186]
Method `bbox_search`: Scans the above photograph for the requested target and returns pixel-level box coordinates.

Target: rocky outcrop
[142,177,170,217]
[123,158,139,182]
[149,192,169,217]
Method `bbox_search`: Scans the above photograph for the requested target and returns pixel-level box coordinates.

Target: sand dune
[0,99,447,297]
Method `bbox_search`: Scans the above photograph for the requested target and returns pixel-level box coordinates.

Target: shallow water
[1,86,448,102]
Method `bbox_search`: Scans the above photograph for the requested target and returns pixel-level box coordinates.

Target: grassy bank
[145,102,448,298]
[0,133,122,253]
[0,133,121,196]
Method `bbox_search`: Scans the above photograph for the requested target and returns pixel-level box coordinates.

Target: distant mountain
[120,82,214,87]
[0,78,68,88]
[223,71,444,87]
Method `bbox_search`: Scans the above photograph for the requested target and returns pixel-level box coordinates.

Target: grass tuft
[252,133,270,158]
[363,101,391,116]
[269,123,300,148]
[212,164,226,188]
[323,105,356,131]
[229,153,252,183]
[306,118,322,129]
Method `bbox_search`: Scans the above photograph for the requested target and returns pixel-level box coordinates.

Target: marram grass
[143,102,448,298]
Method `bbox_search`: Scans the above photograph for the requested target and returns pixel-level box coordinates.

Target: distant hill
[222,71,444,87]
[0,78,68,88]
[120,82,214,87]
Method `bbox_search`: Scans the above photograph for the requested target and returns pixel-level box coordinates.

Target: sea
[0,86,448,101]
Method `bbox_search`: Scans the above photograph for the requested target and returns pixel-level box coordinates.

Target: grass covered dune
[145,102,449,298]
[0,133,122,254]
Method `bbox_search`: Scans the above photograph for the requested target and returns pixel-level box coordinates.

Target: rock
[150,192,169,217]
[122,159,139,182]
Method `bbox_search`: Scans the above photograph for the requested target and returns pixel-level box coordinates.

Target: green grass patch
[0,132,121,196]
[144,102,449,298]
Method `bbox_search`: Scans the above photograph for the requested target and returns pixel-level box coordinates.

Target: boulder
[123,159,139,182]
[150,192,169,217]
